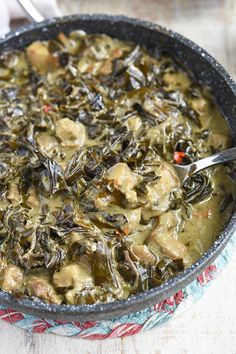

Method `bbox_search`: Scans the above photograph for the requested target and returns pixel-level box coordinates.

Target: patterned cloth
[0,232,235,339]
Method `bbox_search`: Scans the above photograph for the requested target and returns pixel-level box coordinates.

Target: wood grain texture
[1,1,236,353]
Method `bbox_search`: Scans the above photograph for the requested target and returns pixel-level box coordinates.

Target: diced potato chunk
[27,276,61,304]
[7,182,21,205]
[77,57,94,74]
[53,264,93,290]
[98,60,112,75]
[157,236,191,266]
[0,68,10,79]
[26,41,58,74]
[105,163,138,188]
[149,211,191,266]
[122,208,141,234]
[26,187,39,207]
[55,118,86,147]
[2,265,23,292]
[94,192,114,210]
[147,162,179,198]
[191,97,210,115]
[131,245,156,264]
[125,115,142,135]
[36,133,58,156]
[65,289,77,304]
[146,125,163,145]
[144,162,180,216]
[105,163,139,203]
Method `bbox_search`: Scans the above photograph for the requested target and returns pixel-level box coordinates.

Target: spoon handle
[192,146,236,174]
[17,0,45,22]
[16,0,62,22]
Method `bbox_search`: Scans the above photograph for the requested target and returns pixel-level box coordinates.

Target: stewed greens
[0,31,234,305]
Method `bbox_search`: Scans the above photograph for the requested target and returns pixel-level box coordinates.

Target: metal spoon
[16,0,62,22]
[173,146,236,184]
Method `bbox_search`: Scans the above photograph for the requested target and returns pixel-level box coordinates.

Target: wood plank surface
[1,1,236,353]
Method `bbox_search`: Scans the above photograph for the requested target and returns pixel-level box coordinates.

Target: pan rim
[0,14,235,321]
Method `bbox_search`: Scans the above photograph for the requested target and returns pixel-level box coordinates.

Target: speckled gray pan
[0,15,236,321]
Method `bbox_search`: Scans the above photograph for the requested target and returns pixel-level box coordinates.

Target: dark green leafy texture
[182,173,213,204]
[0,31,233,305]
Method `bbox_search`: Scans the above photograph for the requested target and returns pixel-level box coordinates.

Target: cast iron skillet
[0,14,236,321]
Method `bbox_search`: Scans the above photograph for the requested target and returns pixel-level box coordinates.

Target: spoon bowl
[173,146,236,184]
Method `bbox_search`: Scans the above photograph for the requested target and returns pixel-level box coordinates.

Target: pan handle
[16,0,62,22]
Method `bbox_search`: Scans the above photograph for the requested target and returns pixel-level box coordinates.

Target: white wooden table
[1,1,236,353]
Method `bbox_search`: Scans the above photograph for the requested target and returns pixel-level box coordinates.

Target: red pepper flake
[43,104,53,113]
[123,227,130,236]
[174,151,186,164]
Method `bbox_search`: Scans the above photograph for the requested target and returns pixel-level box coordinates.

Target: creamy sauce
[0,32,234,305]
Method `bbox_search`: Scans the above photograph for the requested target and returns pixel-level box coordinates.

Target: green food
[0,31,234,305]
